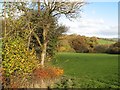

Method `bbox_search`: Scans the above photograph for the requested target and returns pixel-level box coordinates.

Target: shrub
[33,66,64,80]
[93,45,109,53]
[32,66,64,88]
[2,36,39,87]
[107,42,120,54]
[69,36,89,53]
[57,40,75,52]
[68,35,98,53]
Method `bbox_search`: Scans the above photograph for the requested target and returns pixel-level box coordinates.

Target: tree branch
[33,31,42,47]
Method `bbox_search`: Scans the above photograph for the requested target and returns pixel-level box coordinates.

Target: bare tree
[34,0,85,66]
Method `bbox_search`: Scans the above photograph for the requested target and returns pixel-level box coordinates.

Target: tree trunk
[27,35,31,51]
[40,24,49,66]
[40,42,47,66]
[38,0,40,13]
[4,1,7,38]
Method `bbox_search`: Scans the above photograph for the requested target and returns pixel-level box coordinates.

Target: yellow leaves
[21,59,24,63]
[3,36,39,77]
[59,47,66,52]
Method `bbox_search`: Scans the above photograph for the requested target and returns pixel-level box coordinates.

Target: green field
[52,52,119,88]
[98,39,115,45]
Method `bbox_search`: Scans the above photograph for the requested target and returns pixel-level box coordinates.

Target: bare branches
[51,1,85,18]
[34,0,85,19]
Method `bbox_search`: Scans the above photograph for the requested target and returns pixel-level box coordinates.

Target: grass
[52,52,119,88]
[98,39,115,45]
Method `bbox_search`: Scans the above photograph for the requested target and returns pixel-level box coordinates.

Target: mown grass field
[52,52,119,88]
[98,39,116,45]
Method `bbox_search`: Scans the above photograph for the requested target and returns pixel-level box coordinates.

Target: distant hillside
[97,38,116,45]
[57,34,117,53]
[106,38,119,42]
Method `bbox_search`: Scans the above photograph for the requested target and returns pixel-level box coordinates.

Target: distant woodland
[56,34,120,54]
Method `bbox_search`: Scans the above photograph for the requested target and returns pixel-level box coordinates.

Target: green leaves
[2,36,39,77]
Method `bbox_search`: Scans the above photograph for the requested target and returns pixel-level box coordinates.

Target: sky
[0,1,119,38]
[58,2,118,38]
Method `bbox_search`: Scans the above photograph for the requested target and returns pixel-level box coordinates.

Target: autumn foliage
[33,67,64,80]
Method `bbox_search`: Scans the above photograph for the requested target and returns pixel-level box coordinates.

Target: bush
[33,66,64,80]
[68,35,98,53]
[93,45,109,53]
[69,36,89,53]
[31,66,64,88]
[2,36,39,87]
[57,40,75,52]
[107,42,120,54]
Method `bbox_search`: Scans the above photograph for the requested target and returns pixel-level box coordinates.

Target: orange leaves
[53,68,64,76]
[0,67,3,83]
[10,82,18,88]
[33,67,64,80]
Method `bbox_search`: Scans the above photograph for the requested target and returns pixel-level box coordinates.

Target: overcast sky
[58,2,118,38]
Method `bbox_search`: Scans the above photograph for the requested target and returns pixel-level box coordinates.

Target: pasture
[97,39,115,45]
[52,52,119,88]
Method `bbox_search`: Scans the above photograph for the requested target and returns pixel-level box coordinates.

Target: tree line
[57,34,120,54]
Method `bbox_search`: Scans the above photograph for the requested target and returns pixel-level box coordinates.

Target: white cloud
[58,16,118,38]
